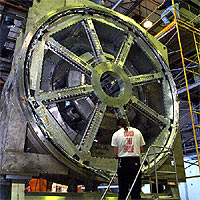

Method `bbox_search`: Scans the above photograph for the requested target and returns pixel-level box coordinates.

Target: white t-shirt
[111,127,145,157]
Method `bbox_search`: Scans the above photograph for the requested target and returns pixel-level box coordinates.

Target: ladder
[100,145,180,200]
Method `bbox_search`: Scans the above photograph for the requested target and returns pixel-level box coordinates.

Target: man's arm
[113,146,118,158]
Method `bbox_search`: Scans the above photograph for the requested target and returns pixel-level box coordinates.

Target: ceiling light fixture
[143,19,153,28]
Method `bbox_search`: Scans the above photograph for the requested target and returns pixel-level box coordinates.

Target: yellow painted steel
[177,20,200,34]
[171,0,178,21]
[154,20,176,39]
[140,3,176,32]
[193,111,200,116]
[175,23,200,171]
[189,14,200,23]
[140,2,163,25]
[185,69,200,76]
[184,58,199,65]
[193,32,200,64]
[143,0,200,170]
[147,8,174,31]
[172,0,200,171]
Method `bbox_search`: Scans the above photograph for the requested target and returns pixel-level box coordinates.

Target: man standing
[111,118,145,200]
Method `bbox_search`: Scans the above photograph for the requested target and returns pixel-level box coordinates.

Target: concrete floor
[25,192,118,200]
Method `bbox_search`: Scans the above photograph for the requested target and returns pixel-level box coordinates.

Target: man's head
[116,118,129,129]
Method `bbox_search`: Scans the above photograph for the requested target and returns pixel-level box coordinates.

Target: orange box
[29,178,47,192]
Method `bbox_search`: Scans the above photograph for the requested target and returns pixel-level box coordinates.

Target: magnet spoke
[82,19,106,63]
[131,96,169,127]
[115,34,133,68]
[30,38,45,92]
[79,102,107,152]
[46,37,92,75]
[35,85,94,104]
[129,72,163,86]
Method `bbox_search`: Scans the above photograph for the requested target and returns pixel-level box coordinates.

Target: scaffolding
[140,0,200,170]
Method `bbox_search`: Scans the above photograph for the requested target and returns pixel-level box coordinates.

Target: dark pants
[117,157,141,200]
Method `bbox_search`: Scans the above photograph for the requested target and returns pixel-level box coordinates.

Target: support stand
[11,182,25,200]
[5,175,32,200]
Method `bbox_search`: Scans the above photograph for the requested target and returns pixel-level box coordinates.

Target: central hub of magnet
[91,62,132,107]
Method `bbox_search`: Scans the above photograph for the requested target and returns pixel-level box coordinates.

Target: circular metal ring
[92,62,132,107]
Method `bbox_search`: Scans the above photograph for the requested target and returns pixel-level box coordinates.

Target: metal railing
[140,0,179,31]
[100,145,179,200]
